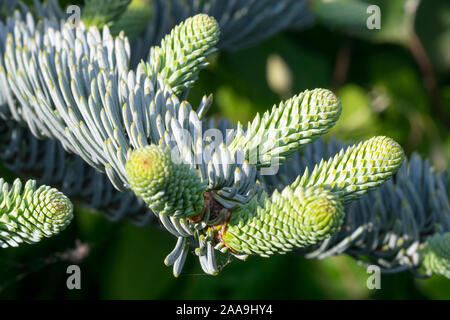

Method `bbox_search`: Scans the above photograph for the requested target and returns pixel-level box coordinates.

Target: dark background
[0,0,449,299]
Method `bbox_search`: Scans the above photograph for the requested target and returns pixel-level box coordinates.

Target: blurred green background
[0,0,449,299]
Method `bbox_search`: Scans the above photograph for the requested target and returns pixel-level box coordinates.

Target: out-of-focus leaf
[357,0,417,45]
[332,84,379,140]
[166,254,325,299]
[415,0,450,73]
[311,256,370,299]
[215,86,255,123]
[416,276,450,300]
[99,223,175,299]
[0,163,16,184]
[189,34,330,121]
[110,0,153,38]
[314,0,418,46]
[266,54,294,99]
[311,0,369,31]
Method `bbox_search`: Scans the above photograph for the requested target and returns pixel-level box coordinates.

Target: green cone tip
[126,144,207,218]
[147,13,220,94]
[0,179,73,248]
[297,136,405,203]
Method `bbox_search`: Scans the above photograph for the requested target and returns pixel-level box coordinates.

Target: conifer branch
[0,1,448,279]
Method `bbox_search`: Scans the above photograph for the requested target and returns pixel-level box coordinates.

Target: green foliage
[313,0,417,45]
[416,0,450,73]
[311,0,369,31]
[0,178,73,248]
[110,0,153,39]
[82,0,131,29]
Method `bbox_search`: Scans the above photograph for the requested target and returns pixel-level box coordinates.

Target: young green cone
[296,136,405,203]
[229,88,342,167]
[222,185,345,257]
[146,14,220,95]
[126,144,207,218]
[0,178,73,248]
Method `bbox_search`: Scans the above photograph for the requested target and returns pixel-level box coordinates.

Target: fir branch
[0,121,151,225]
[1,12,217,192]
[1,2,448,279]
